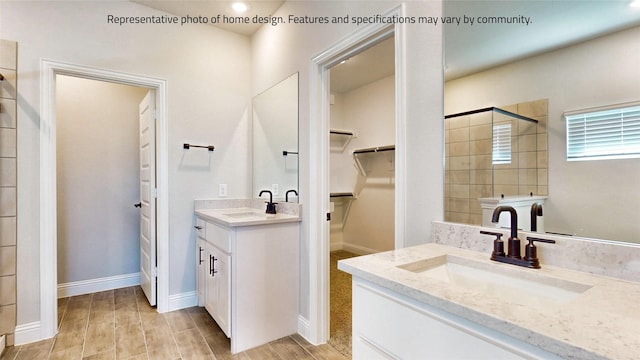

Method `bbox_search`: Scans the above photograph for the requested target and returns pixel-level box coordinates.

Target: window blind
[566,104,640,161]
[492,124,511,164]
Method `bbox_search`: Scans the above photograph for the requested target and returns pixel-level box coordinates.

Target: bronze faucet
[530,202,543,232]
[483,205,556,269]
[491,206,521,259]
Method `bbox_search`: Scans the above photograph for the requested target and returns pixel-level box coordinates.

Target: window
[565,103,640,161]
[492,123,511,164]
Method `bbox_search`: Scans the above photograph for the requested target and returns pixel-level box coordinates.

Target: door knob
[134,202,142,208]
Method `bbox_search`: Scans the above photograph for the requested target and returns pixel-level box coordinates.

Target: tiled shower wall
[0,39,17,346]
[444,99,548,225]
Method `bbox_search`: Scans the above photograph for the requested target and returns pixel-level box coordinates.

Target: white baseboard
[1,334,5,355]
[330,241,343,252]
[57,272,141,298]
[14,321,43,346]
[342,242,377,255]
[297,315,311,342]
[167,291,198,312]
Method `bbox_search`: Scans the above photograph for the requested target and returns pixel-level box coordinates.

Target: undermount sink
[397,255,592,304]
[222,211,266,218]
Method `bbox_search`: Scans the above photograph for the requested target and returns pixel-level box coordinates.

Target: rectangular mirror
[443,1,640,244]
[252,72,299,202]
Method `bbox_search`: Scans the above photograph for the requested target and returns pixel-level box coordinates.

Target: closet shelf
[330,128,356,152]
[329,192,356,231]
[353,145,395,176]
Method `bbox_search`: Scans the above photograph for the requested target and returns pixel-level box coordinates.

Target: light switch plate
[219,184,227,197]
[271,184,279,195]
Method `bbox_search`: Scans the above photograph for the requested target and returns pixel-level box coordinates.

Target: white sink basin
[222,211,266,218]
[397,255,592,304]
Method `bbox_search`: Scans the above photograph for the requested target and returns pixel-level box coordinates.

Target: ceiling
[132,1,640,84]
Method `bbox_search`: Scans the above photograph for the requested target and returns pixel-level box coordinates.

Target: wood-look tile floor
[1,286,349,360]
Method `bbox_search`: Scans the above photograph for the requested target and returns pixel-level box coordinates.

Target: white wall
[445,26,640,243]
[56,76,147,284]
[330,75,395,254]
[1,1,251,326]
[251,1,444,321]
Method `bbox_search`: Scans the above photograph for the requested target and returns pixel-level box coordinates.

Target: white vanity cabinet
[195,215,300,354]
[352,278,561,360]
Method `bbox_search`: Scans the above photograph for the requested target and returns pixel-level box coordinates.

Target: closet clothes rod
[183,143,215,151]
[353,145,395,154]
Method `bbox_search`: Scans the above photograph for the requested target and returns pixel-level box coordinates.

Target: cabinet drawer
[195,218,206,238]
[205,221,232,253]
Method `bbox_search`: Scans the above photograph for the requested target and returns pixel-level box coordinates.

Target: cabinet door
[196,237,206,306]
[205,244,231,337]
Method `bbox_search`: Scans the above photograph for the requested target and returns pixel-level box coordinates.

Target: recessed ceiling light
[631,0,640,7]
[232,2,249,13]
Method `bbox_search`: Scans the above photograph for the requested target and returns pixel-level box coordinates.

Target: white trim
[297,315,311,342]
[308,4,407,345]
[342,243,378,256]
[57,273,141,299]
[168,291,198,312]
[0,334,5,355]
[14,321,41,346]
[40,59,170,341]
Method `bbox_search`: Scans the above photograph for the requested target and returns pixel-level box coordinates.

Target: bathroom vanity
[194,205,301,354]
[339,242,640,360]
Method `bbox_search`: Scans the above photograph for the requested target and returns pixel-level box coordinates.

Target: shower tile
[0,217,16,246]
[0,69,16,100]
[537,150,548,168]
[469,154,491,170]
[0,128,16,157]
[518,169,538,186]
[450,127,469,142]
[449,156,470,171]
[470,139,491,155]
[0,275,16,305]
[470,184,492,199]
[0,40,17,70]
[0,158,16,186]
[469,124,491,140]
[449,198,470,213]
[450,184,470,199]
[470,170,492,185]
[0,187,16,217]
[494,169,518,185]
[450,141,469,156]
[449,115,469,129]
[0,304,16,335]
[518,151,537,169]
[0,245,15,276]
[518,134,537,152]
[450,170,470,185]
[0,98,16,128]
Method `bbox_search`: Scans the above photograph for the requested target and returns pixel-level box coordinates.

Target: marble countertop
[195,207,301,227]
[338,243,640,360]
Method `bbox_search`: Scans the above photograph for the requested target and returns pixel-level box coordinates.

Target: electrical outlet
[271,184,279,195]
[219,184,227,197]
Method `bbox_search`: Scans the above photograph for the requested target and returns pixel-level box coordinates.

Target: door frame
[39,59,169,339]
[307,4,407,344]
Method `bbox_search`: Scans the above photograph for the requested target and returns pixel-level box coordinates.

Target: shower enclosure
[444,106,546,226]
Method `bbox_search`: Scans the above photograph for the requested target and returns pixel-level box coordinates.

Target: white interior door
[139,90,157,306]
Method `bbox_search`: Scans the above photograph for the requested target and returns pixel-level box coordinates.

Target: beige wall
[56,76,148,285]
[1,1,251,329]
[330,75,395,254]
[0,39,17,346]
[445,26,640,243]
